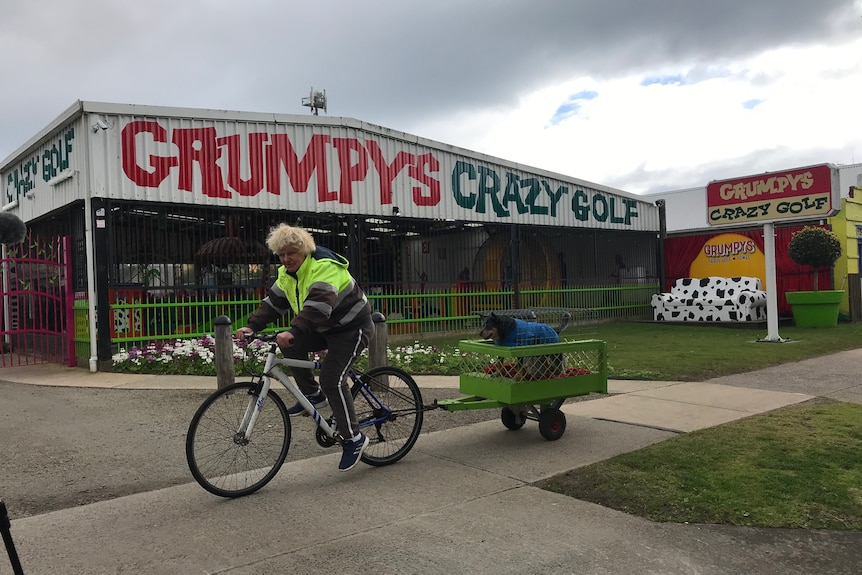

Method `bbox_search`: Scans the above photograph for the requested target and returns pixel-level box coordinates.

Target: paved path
[2,351,860,574]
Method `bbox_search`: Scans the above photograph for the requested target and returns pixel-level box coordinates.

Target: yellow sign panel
[707,193,832,226]
[689,233,766,286]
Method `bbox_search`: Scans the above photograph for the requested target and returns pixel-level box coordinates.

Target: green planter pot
[785,290,844,328]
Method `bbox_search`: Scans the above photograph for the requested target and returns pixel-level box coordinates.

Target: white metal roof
[1,101,660,232]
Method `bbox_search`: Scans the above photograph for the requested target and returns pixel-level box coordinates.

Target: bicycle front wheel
[353,366,424,466]
[186,382,291,498]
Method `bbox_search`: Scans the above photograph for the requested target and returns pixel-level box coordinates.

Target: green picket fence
[73,283,657,355]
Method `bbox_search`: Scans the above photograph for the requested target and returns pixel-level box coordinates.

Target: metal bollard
[1,500,24,575]
[368,312,388,369]
[214,315,235,389]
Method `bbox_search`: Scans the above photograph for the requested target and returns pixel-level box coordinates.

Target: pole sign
[706,164,839,226]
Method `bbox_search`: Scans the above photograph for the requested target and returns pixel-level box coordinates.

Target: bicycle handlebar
[240,332,279,343]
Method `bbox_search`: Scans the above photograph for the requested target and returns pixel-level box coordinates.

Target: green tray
[455,339,608,406]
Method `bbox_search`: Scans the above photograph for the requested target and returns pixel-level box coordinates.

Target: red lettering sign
[703,239,756,257]
[707,165,831,208]
[120,121,442,207]
[121,121,177,187]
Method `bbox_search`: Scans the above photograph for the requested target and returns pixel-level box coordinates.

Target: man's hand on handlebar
[235,327,294,348]
[276,331,295,349]
[235,326,255,340]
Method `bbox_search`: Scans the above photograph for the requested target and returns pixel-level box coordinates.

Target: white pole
[760,222,785,342]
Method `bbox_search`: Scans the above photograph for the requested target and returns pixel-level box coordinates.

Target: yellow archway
[473,233,560,294]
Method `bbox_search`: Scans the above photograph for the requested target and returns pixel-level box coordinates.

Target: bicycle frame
[187,336,424,497]
[238,343,340,442]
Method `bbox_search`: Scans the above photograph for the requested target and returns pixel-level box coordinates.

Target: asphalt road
[0,382,558,520]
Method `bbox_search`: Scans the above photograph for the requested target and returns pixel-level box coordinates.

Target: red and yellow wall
[663,221,854,317]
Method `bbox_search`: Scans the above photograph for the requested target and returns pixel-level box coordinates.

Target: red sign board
[706,164,838,226]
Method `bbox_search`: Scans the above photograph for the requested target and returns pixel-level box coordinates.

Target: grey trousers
[281,319,375,439]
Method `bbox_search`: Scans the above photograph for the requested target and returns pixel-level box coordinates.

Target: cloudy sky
[1,0,860,195]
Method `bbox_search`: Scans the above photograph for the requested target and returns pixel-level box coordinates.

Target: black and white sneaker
[285,390,328,417]
[338,433,369,472]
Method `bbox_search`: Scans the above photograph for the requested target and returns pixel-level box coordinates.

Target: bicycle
[185,332,425,498]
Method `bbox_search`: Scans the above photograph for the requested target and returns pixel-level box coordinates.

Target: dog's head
[479,312,516,341]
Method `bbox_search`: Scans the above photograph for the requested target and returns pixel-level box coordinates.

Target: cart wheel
[538,408,566,441]
[501,407,526,430]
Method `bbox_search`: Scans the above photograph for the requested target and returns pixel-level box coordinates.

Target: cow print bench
[651,276,767,322]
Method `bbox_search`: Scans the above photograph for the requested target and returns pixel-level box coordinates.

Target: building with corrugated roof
[1,101,662,370]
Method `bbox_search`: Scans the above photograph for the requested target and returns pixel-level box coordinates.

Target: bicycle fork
[236,377,271,445]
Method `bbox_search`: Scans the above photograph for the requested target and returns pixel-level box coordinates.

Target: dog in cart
[478,312,568,380]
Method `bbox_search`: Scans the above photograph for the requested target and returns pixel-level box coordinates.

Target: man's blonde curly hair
[266,224,316,256]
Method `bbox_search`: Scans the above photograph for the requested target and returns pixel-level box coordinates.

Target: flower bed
[112,337,468,376]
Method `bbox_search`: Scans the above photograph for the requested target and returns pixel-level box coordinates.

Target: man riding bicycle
[236,224,374,471]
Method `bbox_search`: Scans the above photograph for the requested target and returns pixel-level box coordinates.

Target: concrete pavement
[2,352,861,574]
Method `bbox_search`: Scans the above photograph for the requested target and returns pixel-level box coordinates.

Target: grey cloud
[0,0,857,163]
[302,0,856,128]
[613,146,860,196]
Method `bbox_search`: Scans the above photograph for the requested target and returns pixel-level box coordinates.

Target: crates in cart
[453,339,607,405]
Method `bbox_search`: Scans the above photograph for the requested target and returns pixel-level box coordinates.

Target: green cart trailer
[435,338,608,440]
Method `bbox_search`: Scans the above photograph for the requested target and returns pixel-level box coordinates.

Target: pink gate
[0,234,75,367]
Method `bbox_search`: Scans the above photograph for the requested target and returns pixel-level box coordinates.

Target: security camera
[92,120,110,132]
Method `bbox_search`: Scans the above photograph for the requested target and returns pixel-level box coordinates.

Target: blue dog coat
[494,318,559,347]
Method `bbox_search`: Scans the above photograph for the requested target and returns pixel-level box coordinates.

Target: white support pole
[760,222,786,342]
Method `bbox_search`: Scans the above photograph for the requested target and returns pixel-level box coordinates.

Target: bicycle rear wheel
[186,382,291,498]
[353,366,424,466]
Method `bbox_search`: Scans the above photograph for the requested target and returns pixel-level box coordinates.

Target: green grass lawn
[536,400,862,530]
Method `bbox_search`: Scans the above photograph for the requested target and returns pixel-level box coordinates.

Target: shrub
[787,226,841,291]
